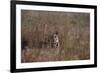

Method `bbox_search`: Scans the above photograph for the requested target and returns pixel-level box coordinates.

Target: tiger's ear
[55,31,58,35]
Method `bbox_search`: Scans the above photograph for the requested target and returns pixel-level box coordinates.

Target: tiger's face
[52,32,60,48]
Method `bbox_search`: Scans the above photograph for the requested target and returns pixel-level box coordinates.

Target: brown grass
[21,10,90,63]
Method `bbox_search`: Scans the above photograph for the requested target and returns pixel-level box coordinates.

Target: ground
[21,10,90,63]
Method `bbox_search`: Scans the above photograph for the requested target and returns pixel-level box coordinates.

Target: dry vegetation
[21,10,90,63]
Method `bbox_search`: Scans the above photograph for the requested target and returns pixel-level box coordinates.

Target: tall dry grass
[21,10,90,62]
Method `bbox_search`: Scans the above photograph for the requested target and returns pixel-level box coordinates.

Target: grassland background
[21,10,90,62]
